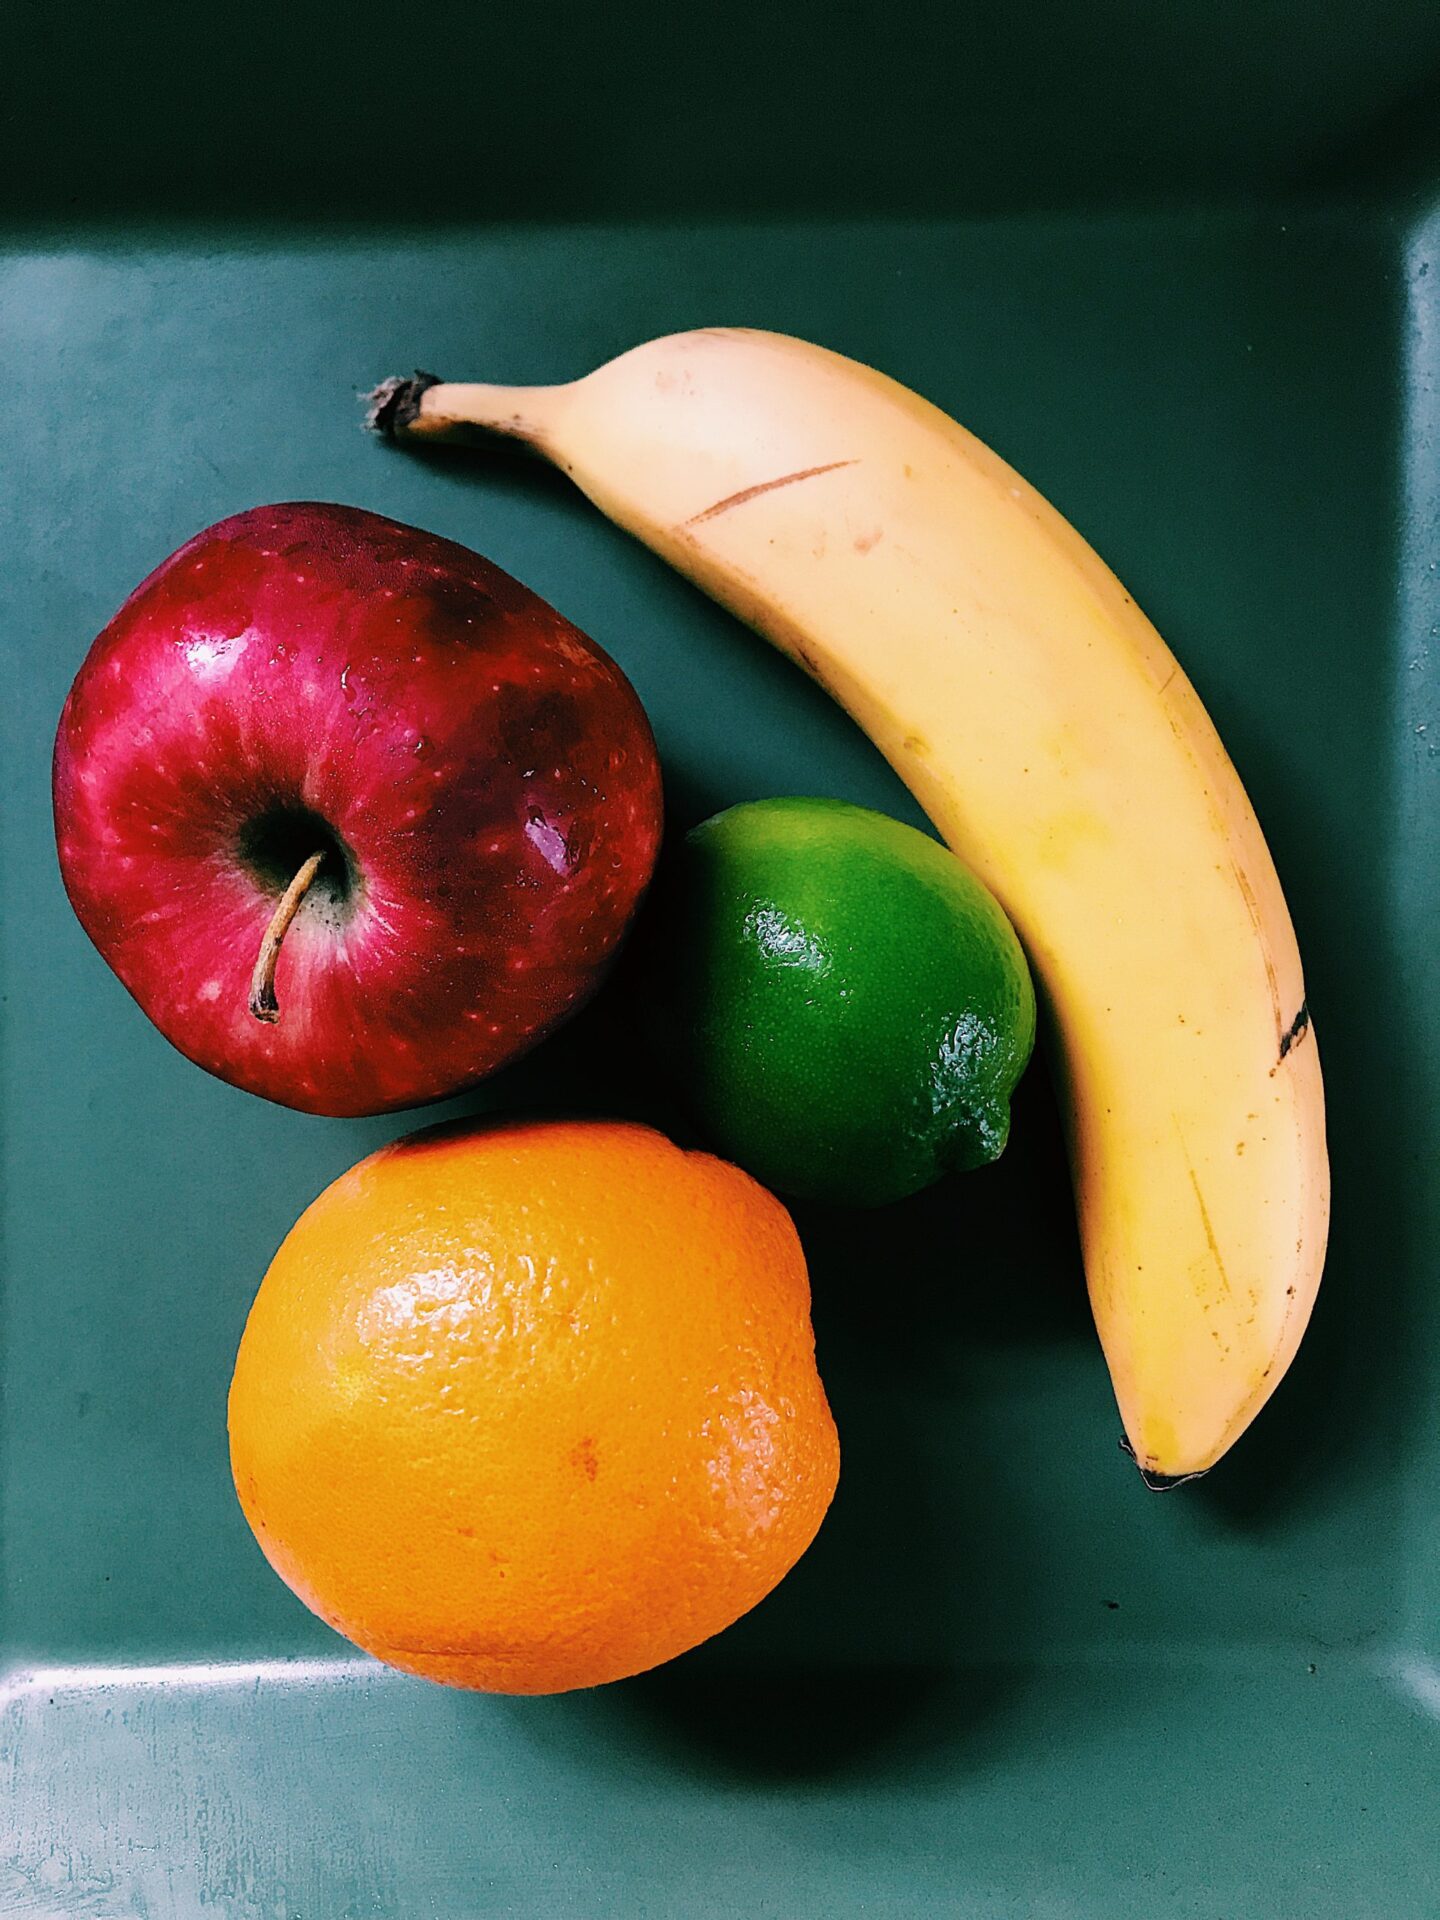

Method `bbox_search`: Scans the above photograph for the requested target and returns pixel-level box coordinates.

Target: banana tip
[1119,1434,1208,1491]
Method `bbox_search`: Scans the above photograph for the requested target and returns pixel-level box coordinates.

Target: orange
[228,1118,839,1694]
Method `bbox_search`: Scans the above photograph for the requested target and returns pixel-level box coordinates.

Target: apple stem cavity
[248,850,327,1025]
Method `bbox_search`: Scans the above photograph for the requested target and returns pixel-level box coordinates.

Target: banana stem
[365,372,559,451]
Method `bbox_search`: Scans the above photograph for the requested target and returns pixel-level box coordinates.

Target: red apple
[53,502,663,1116]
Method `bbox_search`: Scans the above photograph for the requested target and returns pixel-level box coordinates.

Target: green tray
[4,6,1439,1913]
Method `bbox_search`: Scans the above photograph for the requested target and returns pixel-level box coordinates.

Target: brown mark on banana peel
[685,460,858,527]
[1174,1120,1234,1301]
[1230,857,1285,1048]
[1158,697,1285,1048]
[1278,1001,1311,1061]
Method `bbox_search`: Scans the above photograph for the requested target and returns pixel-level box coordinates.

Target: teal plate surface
[3,15,1440,1911]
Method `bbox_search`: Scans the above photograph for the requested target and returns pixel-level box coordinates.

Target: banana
[368,329,1329,1482]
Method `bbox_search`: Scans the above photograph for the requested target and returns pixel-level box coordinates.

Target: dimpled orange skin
[228,1119,839,1694]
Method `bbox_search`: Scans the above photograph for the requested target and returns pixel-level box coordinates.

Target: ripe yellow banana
[369,329,1329,1482]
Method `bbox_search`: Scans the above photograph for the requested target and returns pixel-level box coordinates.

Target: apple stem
[248,850,327,1025]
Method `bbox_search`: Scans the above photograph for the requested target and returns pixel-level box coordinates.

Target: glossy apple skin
[53,503,663,1116]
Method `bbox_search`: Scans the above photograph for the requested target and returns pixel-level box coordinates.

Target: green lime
[640,796,1036,1206]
